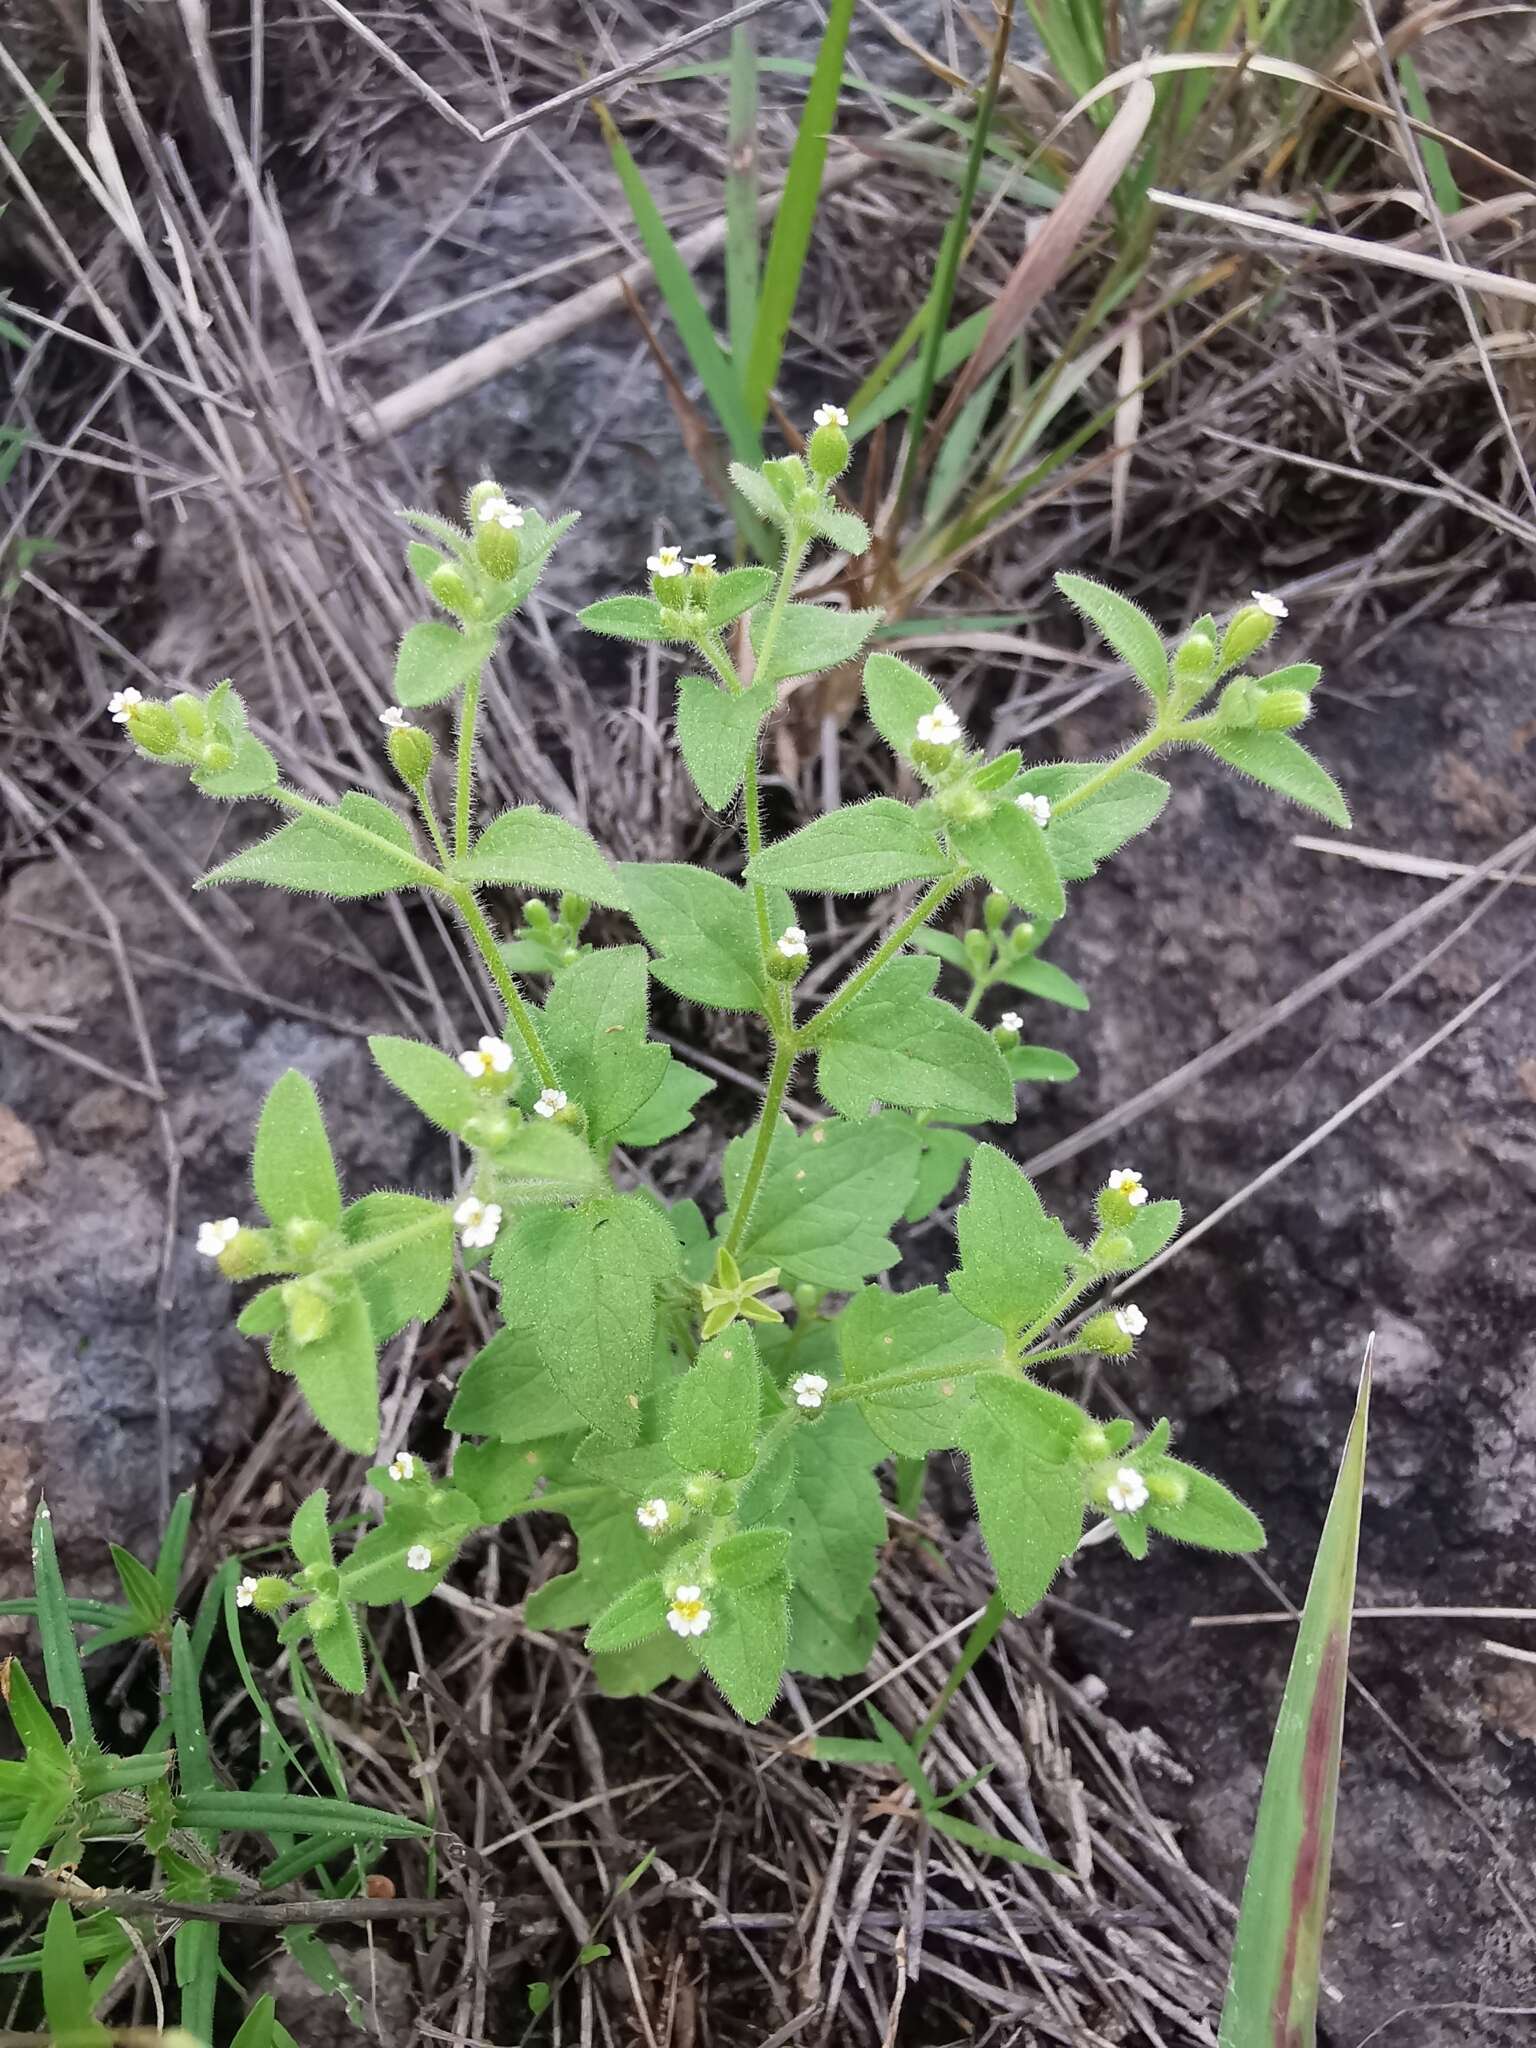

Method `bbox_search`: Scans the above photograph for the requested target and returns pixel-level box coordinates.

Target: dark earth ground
[4,3,1536,2040]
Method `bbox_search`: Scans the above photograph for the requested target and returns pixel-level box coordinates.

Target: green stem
[825,1351,1006,1407]
[449,885,558,1090]
[454,672,481,861]
[321,1210,450,1277]
[722,1034,797,1261]
[911,1588,1006,1758]
[750,519,808,690]
[269,788,446,893]
[413,785,453,869]
[803,872,967,1043]
[1050,725,1169,819]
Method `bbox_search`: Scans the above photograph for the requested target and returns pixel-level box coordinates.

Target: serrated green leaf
[725,1115,921,1291]
[903,1124,975,1223]
[368,1034,482,1133]
[272,1284,379,1455]
[578,594,677,642]
[750,798,948,895]
[1007,1045,1078,1084]
[962,1379,1088,1614]
[309,1603,366,1692]
[341,1191,453,1340]
[447,1326,588,1444]
[949,801,1066,921]
[950,1144,1079,1337]
[1055,572,1169,700]
[839,1283,997,1454]
[459,806,627,908]
[539,946,668,1145]
[451,1439,566,1523]
[614,1056,714,1148]
[862,650,942,754]
[493,1196,678,1442]
[1015,764,1171,880]
[1150,1462,1264,1553]
[665,1329,761,1478]
[815,957,1015,1123]
[705,567,776,626]
[394,620,493,706]
[996,956,1089,1010]
[526,1485,681,1634]
[699,1577,789,1721]
[751,602,882,687]
[200,792,426,898]
[779,1406,885,1678]
[1200,729,1351,829]
[489,1119,607,1208]
[586,1576,669,1654]
[808,503,871,554]
[728,461,790,528]
[620,863,770,1012]
[253,1070,341,1228]
[340,1502,474,1606]
[289,1491,333,1572]
[675,675,776,811]
[712,1527,791,1589]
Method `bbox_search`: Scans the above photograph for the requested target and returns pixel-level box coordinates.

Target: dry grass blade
[933,77,1155,435]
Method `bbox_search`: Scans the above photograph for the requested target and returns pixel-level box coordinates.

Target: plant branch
[802,872,967,1042]
[268,788,445,893]
[1049,724,1169,818]
[0,1870,462,1930]
[454,671,482,861]
[448,885,558,1089]
[722,1034,797,1261]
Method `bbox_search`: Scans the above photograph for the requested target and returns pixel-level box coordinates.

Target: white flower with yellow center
[792,1372,828,1411]
[379,706,410,730]
[667,1585,711,1637]
[1016,791,1052,828]
[1106,1467,1149,1515]
[1106,1166,1147,1207]
[108,687,145,725]
[235,1575,260,1609]
[636,1498,670,1532]
[388,1452,417,1483]
[406,1544,434,1572]
[196,1217,240,1259]
[1252,589,1288,619]
[915,705,961,747]
[1114,1304,1147,1339]
[686,553,717,569]
[647,544,684,576]
[776,925,809,961]
[477,496,525,531]
[458,1035,515,1078]
[454,1196,502,1249]
[813,403,849,429]
[534,1087,568,1119]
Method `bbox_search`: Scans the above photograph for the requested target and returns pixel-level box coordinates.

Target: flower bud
[1216,676,1259,731]
[429,563,475,618]
[770,924,809,981]
[283,1215,330,1264]
[474,505,523,580]
[792,1283,824,1317]
[127,702,183,758]
[935,781,991,826]
[1006,921,1037,958]
[307,1594,340,1632]
[1255,688,1310,731]
[217,1227,272,1281]
[1147,1469,1188,1509]
[387,721,436,790]
[558,894,591,935]
[170,692,208,741]
[983,891,1009,933]
[523,898,553,930]
[1173,630,1216,687]
[1220,600,1281,670]
[197,739,235,776]
[466,479,505,523]
[808,404,850,483]
[252,1574,297,1614]
[1076,1310,1135,1358]
[963,927,992,973]
[993,1014,1022,1049]
[1076,1425,1112,1462]
[463,1109,516,1151]
[687,555,717,593]
[1094,1232,1134,1270]
[282,1278,334,1347]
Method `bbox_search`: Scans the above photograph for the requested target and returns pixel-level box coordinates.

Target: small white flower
[477,495,525,531]
[196,1217,240,1259]
[813,403,849,429]
[454,1196,502,1249]
[379,706,410,730]
[1106,1166,1148,1207]
[406,1544,434,1573]
[534,1087,568,1118]
[1016,791,1052,828]
[388,1452,417,1483]
[1252,589,1288,619]
[915,705,961,747]
[776,925,809,961]
[647,544,684,576]
[235,1575,260,1609]
[999,1011,1023,1033]
[457,1035,515,1078]
[666,1585,712,1638]
[1114,1304,1147,1339]
[637,1498,670,1531]
[792,1372,828,1411]
[1106,1467,1149,1515]
[108,687,145,725]
[686,553,717,569]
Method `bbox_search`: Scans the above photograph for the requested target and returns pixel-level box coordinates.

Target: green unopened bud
[126,702,182,758]
[386,719,436,789]
[1173,630,1216,688]
[993,1013,1022,1049]
[1076,1425,1112,1462]
[251,1574,296,1614]
[963,927,992,972]
[474,500,524,580]
[1094,1232,1135,1271]
[524,898,552,929]
[198,738,235,775]
[687,554,717,592]
[216,1227,272,1281]
[1216,676,1259,730]
[808,404,850,482]
[792,1283,824,1317]
[1220,594,1286,668]
[1147,1469,1188,1509]
[1255,687,1310,731]
[429,563,475,617]
[283,1215,330,1264]
[558,894,591,934]
[1006,921,1037,958]
[170,692,208,741]
[983,891,1009,933]
[282,1278,334,1347]
[307,1593,340,1632]
[1076,1310,1136,1358]
[463,1109,516,1151]
[684,1474,721,1510]
[936,781,991,827]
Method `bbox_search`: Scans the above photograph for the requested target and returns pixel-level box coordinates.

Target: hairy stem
[1049,723,1169,818]
[269,788,445,893]
[722,1034,797,1261]
[454,671,482,861]
[449,885,558,1090]
[803,872,967,1043]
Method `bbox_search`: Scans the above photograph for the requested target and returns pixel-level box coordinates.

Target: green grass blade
[1219,1345,1372,2047]
[596,103,760,466]
[1397,56,1462,216]
[742,0,857,425]
[154,1488,197,1601]
[41,1901,108,2045]
[30,1503,93,1746]
[725,27,761,368]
